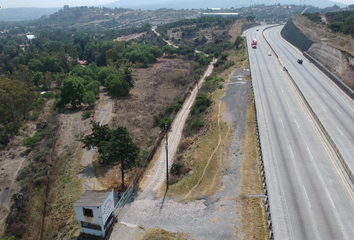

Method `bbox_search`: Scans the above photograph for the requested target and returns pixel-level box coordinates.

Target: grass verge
[237,89,269,240]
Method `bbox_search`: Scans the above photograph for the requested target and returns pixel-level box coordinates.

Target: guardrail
[261,27,354,189]
[244,34,274,240]
[303,52,354,101]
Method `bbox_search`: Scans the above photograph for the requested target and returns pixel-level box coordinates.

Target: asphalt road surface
[246,26,354,239]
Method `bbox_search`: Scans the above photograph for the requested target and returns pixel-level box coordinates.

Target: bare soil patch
[114,32,147,42]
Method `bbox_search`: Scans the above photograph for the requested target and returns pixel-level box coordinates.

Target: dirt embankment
[290,15,354,86]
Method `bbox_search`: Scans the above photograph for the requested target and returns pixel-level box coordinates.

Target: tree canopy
[81,121,140,187]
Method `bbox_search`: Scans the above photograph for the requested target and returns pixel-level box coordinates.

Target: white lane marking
[323,92,328,99]
[335,107,341,115]
[288,145,294,158]
[280,118,284,128]
[286,101,290,108]
[294,120,300,129]
[275,78,279,82]
[307,147,313,160]
[321,105,327,113]
[303,185,311,208]
[266,77,269,82]
[311,91,315,97]
[281,88,284,94]
[326,188,336,209]
[274,101,277,108]
[270,88,273,93]
[337,126,344,136]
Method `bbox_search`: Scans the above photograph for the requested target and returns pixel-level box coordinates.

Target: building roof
[74,190,112,207]
[202,13,239,15]
[26,35,35,40]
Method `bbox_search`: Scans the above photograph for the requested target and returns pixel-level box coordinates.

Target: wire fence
[113,181,134,218]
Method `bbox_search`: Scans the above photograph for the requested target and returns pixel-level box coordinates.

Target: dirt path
[78,88,113,190]
[152,29,179,48]
[110,59,216,239]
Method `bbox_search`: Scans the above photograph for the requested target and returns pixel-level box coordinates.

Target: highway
[246,26,354,239]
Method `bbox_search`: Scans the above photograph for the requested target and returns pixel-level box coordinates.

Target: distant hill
[106,0,347,10]
[0,7,61,21]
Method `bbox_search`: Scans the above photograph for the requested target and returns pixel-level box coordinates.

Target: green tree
[33,72,43,86]
[85,81,101,96]
[83,91,96,107]
[99,126,139,188]
[123,65,134,88]
[81,122,139,188]
[108,77,130,96]
[234,35,244,49]
[60,77,85,107]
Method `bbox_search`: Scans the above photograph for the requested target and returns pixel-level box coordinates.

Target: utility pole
[165,123,169,189]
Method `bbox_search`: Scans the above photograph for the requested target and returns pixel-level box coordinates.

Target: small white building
[26,35,35,40]
[74,190,115,238]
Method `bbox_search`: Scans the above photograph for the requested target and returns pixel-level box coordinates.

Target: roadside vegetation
[159,22,249,199]
[132,228,192,240]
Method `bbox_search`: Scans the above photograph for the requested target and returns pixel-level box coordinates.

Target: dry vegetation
[132,227,193,240]
[0,99,55,237]
[90,58,197,190]
[167,19,254,48]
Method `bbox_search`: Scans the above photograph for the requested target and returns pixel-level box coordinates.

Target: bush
[34,150,49,162]
[170,161,185,175]
[213,60,225,67]
[224,61,235,69]
[205,76,213,81]
[82,111,92,120]
[42,92,55,99]
[30,98,46,111]
[191,118,204,129]
[159,116,172,128]
[29,112,40,121]
[22,131,51,147]
[218,85,223,89]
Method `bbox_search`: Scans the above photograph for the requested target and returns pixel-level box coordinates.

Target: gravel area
[110,67,250,240]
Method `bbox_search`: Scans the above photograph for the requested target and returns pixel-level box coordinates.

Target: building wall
[74,206,103,226]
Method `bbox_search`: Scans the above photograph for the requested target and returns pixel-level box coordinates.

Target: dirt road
[78,88,113,190]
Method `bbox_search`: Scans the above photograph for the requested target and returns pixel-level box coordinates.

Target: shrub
[224,61,235,69]
[170,161,185,175]
[29,112,40,121]
[34,150,49,162]
[191,118,203,129]
[82,111,92,120]
[153,115,159,125]
[205,76,213,81]
[42,92,55,99]
[30,98,46,111]
[218,85,223,89]
[159,116,172,128]
[213,60,225,67]
[22,131,51,147]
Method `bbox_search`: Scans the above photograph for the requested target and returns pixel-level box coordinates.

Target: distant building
[200,12,239,18]
[74,190,115,238]
[26,35,35,40]
[207,8,222,11]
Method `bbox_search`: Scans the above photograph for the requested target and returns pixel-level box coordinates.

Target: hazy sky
[0,0,351,8]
